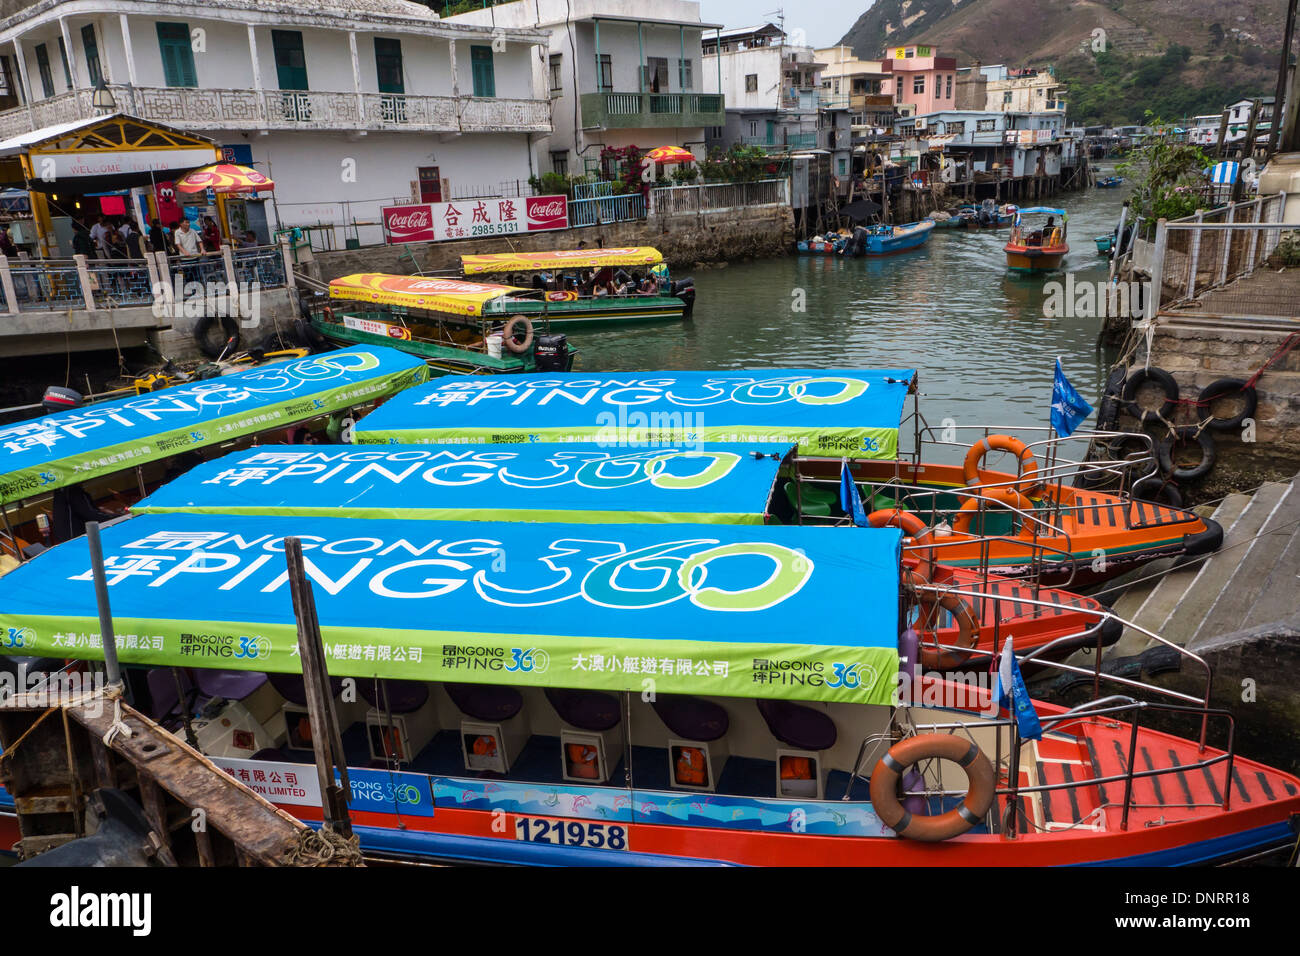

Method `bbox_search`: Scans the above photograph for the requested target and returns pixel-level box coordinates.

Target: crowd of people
[521,269,666,298]
[69,212,261,260]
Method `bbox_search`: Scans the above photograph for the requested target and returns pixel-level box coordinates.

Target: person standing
[72,218,96,258]
[200,216,221,253]
[89,214,110,258]
[0,226,16,258]
[172,218,200,257]
[148,218,167,253]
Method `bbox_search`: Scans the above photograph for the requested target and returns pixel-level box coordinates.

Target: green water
[573,186,1129,439]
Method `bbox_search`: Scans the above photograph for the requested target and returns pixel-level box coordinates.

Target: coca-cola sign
[383,194,570,244]
[383,204,436,243]
[525,195,569,231]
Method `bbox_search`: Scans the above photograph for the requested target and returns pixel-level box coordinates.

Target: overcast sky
[697,2,867,48]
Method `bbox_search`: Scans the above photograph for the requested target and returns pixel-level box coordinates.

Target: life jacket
[674,746,707,786]
[471,734,498,757]
[780,756,814,781]
[565,743,600,779]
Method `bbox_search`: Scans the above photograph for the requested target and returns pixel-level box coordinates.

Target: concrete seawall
[309,203,796,282]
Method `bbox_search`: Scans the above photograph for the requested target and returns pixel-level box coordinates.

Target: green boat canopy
[0,347,429,505]
[133,442,793,525]
[353,369,918,459]
[0,513,903,705]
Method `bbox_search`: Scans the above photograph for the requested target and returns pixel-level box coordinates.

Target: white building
[446,0,724,177]
[979,65,1066,114]
[0,0,553,246]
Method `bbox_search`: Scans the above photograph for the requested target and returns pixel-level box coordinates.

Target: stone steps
[1192,476,1300,645]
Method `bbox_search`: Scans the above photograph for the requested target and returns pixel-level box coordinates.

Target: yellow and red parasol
[175,163,275,194]
[645,146,697,165]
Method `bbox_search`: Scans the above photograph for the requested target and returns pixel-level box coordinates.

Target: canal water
[575,186,1129,445]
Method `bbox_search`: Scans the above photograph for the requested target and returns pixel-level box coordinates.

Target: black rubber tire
[1121,367,1179,425]
[1132,475,1185,508]
[1095,366,1128,432]
[294,315,329,352]
[1197,377,1257,432]
[1157,427,1217,482]
[194,314,241,360]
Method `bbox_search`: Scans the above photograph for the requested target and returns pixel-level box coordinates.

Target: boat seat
[193,668,267,702]
[360,679,431,714]
[651,694,729,742]
[267,671,346,705]
[784,481,837,517]
[444,682,522,723]
[545,687,620,732]
[756,699,838,752]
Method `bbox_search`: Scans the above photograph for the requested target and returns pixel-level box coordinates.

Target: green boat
[459,246,695,328]
[304,273,578,376]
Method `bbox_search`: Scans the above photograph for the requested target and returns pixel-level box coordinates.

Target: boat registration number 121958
[513,815,628,850]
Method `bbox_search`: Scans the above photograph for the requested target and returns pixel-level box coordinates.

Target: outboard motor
[842,226,870,257]
[41,386,82,413]
[533,333,570,372]
[671,277,696,317]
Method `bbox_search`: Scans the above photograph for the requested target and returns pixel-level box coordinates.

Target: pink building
[886,44,958,115]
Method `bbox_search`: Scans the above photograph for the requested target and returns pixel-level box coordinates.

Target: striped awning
[1206,161,1239,185]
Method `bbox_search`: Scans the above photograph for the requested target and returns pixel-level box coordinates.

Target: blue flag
[1050,358,1093,437]
[839,459,869,527]
[994,637,1043,741]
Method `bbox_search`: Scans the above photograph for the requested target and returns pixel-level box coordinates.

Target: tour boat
[132,440,1122,668]
[459,247,695,326]
[0,346,427,572]
[840,220,934,256]
[306,274,578,377]
[1004,206,1069,272]
[0,513,1293,866]
[352,369,1223,584]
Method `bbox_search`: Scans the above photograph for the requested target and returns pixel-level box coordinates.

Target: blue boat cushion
[361,679,431,714]
[651,694,729,742]
[444,682,522,722]
[756,699,838,752]
[545,687,620,732]
[267,671,347,706]
[193,668,268,702]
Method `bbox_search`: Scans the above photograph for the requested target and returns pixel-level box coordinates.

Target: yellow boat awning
[461,247,664,275]
[328,274,527,317]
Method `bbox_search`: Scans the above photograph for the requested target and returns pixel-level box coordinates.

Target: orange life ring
[869,734,995,842]
[962,435,1040,495]
[951,487,1036,538]
[904,568,980,669]
[503,315,534,354]
[869,508,936,579]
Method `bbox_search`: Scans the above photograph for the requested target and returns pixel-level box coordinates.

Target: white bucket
[486,332,503,359]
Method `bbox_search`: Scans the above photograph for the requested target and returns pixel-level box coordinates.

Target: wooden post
[284,537,352,839]
[1214,110,1230,158]
[73,253,97,312]
[0,255,17,315]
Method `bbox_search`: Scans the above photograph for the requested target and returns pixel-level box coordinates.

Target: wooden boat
[841,220,934,256]
[307,274,578,376]
[2,511,1293,866]
[351,370,1223,586]
[964,200,1015,228]
[927,212,968,229]
[459,247,694,327]
[1096,176,1124,188]
[1004,206,1069,272]
[0,345,428,570]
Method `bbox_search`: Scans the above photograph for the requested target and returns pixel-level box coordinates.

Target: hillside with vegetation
[840,0,1284,125]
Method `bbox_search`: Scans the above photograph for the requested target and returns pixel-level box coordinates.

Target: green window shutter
[156,22,197,88]
[81,24,102,87]
[374,37,404,94]
[470,45,495,98]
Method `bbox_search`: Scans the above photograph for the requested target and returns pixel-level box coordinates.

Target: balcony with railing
[740,131,818,151]
[579,91,725,130]
[0,84,552,139]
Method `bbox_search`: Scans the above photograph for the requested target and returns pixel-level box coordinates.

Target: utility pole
[1232,99,1261,202]
[1269,0,1298,155]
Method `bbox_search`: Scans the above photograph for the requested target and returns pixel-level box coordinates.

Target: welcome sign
[0,514,902,705]
[353,369,917,460]
[0,347,429,505]
[134,442,792,525]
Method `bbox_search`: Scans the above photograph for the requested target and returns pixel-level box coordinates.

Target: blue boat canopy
[0,514,902,704]
[134,442,793,525]
[353,369,918,460]
[0,347,429,505]
[1013,206,1067,218]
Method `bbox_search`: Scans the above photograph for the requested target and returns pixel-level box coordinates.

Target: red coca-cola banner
[382,194,569,244]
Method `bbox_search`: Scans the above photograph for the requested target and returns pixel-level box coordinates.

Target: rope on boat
[283,826,363,867]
